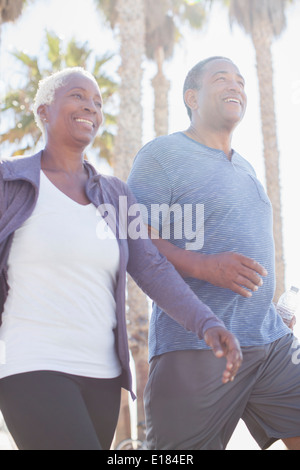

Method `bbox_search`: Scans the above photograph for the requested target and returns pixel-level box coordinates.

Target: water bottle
[276,286,300,325]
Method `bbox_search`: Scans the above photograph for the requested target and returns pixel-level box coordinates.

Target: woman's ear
[37,104,48,123]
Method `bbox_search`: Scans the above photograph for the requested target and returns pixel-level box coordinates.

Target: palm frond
[1,32,118,163]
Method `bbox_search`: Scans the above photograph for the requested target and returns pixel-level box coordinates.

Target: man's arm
[147,226,268,298]
[123,184,243,383]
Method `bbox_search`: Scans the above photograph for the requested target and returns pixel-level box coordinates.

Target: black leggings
[0,370,121,450]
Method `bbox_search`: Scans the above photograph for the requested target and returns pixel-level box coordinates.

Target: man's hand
[281,314,296,330]
[204,326,243,384]
[147,229,268,298]
[198,252,268,298]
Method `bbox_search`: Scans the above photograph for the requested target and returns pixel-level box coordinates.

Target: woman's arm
[124,186,242,383]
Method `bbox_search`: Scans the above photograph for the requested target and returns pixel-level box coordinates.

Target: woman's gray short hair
[33,67,98,137]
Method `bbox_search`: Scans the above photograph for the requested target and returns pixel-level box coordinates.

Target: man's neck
[184,124,233,160]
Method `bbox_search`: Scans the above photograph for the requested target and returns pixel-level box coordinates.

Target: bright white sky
[1,0,300,450]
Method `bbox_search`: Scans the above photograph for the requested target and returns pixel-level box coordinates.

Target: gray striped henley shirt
[127,132,289,361]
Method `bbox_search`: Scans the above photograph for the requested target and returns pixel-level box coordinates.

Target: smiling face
[38,73,103,149]
[187,59,247,132]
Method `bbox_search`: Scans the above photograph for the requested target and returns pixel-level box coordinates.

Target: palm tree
[0,0,27,147]
[114,0,148,447]
[0,0,25,25]
[0,31,118,162]
[145,0,207,136]
[95,0,148,446]
[95,0,209,447]
[222,0,294,301]
[96,0,208,138]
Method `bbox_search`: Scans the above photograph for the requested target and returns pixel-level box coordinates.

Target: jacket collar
[1,151,43,185]
[1,150,99,184]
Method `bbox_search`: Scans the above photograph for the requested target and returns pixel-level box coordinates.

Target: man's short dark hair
[183,56,233,120]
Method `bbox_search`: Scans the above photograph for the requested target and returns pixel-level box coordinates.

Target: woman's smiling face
[40,73,103,148]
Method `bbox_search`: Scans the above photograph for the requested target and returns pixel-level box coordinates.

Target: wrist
[189,252,211,281]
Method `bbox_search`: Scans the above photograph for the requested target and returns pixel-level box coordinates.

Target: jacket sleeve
[124,184,225,340]
[0,167,5,219]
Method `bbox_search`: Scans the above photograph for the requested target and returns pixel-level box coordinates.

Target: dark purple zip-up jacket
[0,151,224,398]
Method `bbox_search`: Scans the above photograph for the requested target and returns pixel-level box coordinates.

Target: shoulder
[100,173,126,191]
[130,133,187,180]
[84,159,131,196]
[99,173,135,200]
[0,152,41,215]
[0,152,41,166]
[0,155,23,175]
[136,133,185,160]
[233,152,257,176]
[0,151,42,181]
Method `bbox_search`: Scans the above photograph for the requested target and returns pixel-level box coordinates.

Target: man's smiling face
[194,59,247,131]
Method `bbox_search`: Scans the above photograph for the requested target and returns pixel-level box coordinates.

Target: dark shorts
[144,333,300,450]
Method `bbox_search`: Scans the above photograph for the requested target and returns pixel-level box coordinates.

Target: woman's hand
[204,326,243,384]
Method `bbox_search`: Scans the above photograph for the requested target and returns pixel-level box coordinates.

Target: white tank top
[0,171,121,379]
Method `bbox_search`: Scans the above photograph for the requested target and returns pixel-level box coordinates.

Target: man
[127,57,300,450]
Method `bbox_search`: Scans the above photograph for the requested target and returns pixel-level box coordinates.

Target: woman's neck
[41,143,86,175]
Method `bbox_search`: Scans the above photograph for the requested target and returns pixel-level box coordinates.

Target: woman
[0,67,242,450]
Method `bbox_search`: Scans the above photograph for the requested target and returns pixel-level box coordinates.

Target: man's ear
[184,89,198,115]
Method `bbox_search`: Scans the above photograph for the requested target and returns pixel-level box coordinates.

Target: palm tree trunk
[113,0,145,179]
[152,46,170,136]
[251,18,285,301]
[126,277,149,442]
[112,0,149,447]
